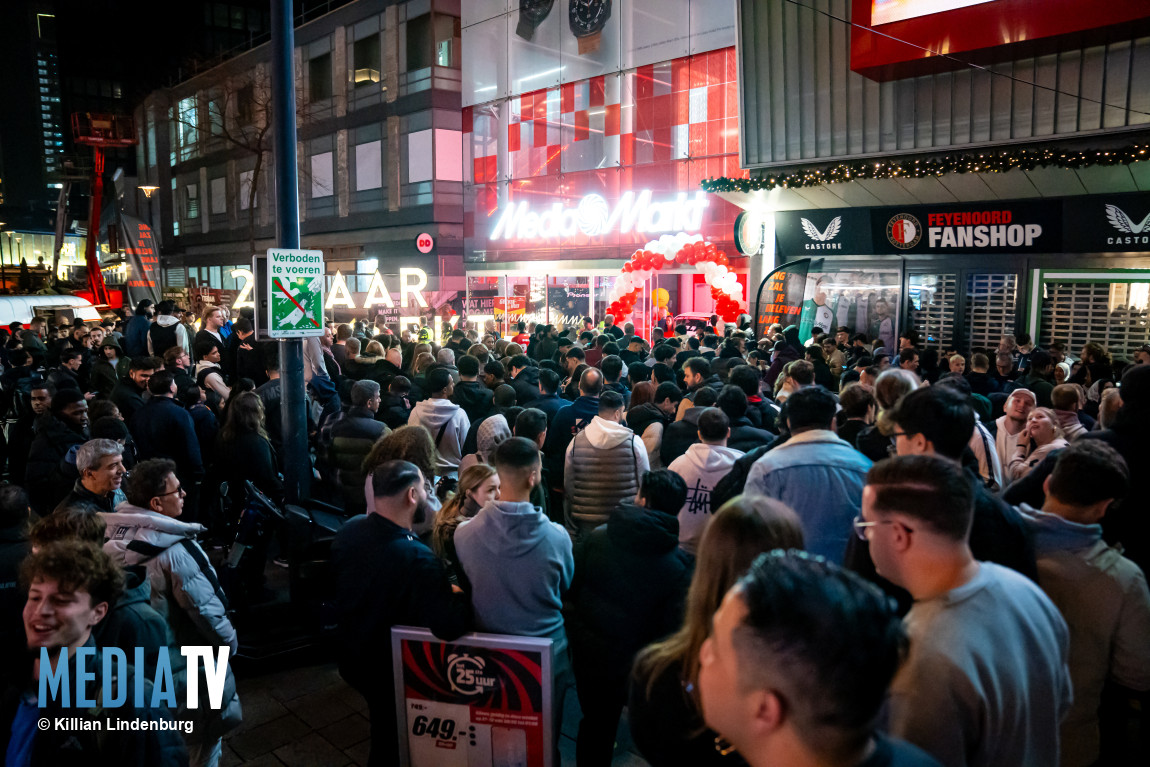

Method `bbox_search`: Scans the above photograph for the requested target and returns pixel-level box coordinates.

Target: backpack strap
[177,538,231,613]
[434,419,450,448]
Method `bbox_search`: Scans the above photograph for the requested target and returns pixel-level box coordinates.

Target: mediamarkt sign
[490,190,709,241]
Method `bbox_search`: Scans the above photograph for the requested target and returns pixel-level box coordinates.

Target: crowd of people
[0,297,1148,767]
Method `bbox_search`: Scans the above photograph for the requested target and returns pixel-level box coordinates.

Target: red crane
[70,113,137,307]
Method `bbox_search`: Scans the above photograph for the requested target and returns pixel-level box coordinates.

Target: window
[178,96,198,153]
[209,97,225,137]
[311,151,334,198]
[309,53,332,101]
[210,177,226,215]
[435,15,461,69]
[185,184,199,219]
[236,84,254,125]
[353,34,381,87]
[354,140,382,191]
[239,169,256,209]
[406,14,432,71]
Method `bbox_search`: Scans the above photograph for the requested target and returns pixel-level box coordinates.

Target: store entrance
[906,263,1023,355]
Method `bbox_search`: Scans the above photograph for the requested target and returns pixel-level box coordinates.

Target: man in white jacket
[564,391,649,537]
[101,458,241,767]
[408,367,470,479]
[667,408,744,555]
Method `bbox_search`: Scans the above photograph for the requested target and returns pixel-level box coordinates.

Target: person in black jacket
[567,469,692,767]
[729,364,778,433]
[332,460,471,767]
[26,389,90,515]
[0,486,31,661]
[507,354,540,405]
[450,354,494,423]
[661,387,718,466]
[532,368,566,425]
[130,371,205,517]
[111,357,160,424]
[715,385,774,454]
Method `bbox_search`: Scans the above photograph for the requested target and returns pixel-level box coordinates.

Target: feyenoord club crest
[887,213,922,249]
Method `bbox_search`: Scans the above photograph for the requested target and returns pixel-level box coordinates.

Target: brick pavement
[220,661,650,766]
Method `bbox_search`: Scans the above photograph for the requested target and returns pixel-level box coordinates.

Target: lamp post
[138,185,158,231]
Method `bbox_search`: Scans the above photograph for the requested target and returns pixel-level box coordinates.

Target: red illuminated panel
[851,0,1150,81]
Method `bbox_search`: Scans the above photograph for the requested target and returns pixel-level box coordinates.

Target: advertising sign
[1062,192,1150,253]
[117,213,161,306]
[774,208,872,256]
[392,627,553,767]
[266,248,325,338]
[755,258,811,339]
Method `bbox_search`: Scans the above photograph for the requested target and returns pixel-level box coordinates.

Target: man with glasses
[103,457,241,767]
[859,454,1070,767]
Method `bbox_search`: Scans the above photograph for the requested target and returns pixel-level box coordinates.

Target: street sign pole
[271,0,309,504]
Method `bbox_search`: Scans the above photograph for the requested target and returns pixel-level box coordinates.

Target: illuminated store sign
[231,267,431,312]
[490,190,709,241]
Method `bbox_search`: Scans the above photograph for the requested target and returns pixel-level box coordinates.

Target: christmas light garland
[700,145,1150,194]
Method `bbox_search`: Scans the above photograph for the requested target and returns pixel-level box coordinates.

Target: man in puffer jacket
[408,368,470,479]
[667,408,744,555]
[564,391,649,537]
[102,459,241,767]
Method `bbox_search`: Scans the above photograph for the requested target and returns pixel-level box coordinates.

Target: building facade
[732,0,1150,357]
[460,0,748,332]
[137,0,466,323]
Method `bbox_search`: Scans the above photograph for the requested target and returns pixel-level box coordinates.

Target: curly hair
[362,425,438,482]
[21,540,123,608]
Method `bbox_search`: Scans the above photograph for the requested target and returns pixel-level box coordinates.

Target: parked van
[0,295,103,328]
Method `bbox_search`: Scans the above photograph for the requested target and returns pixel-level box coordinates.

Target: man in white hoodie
[668,408,744,555]
[564,390,650,537]
[408,367,470,479]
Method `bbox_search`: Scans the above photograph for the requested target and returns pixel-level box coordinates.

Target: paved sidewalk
[221,661,651,766]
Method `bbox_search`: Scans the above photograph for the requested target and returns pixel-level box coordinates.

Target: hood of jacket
[513,365,540,385]
[626,402,669,434]
[607,502,679,555]
[411,397,462,429]
[100,337,125,355]
[681,442,743,472]
[467,500,554,558]
[101,504,207,564]
[453,380,493,406]
[118,564,154,607]
[194,360,221,376]
[782,325,803,354]
[1053,410,1083,433]
[1017,503,1103,555]
[583,415,637,449]
[155,314,181,328]
[566,395,601,420]
[690,373,721,392]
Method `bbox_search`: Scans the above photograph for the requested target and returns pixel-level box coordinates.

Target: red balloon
[682,242,696,258]
[716,253,729,267]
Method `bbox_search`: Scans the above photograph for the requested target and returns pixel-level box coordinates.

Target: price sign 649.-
[411,715,455,740]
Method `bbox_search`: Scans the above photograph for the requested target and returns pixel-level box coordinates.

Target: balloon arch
[606,233,746,325]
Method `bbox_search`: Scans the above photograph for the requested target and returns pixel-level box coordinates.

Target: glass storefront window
[1041,279,1150,362]
[804,267,902,350]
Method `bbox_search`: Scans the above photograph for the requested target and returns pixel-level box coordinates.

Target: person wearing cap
[408,367,470,479]
[994,388,1036,472]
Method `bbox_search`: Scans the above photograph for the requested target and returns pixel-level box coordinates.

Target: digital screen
[871,0,1000,25]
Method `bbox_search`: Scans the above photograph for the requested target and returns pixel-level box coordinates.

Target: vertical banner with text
[755,258,811,339]
[392,627,553,767]
[118,213,161,306]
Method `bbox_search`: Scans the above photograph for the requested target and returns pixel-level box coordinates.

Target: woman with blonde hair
[628,495,804,767]
[1007,406,1069,482]
[431,464,500,579]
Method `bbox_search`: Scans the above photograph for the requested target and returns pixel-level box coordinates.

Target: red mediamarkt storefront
[461,46,748,332]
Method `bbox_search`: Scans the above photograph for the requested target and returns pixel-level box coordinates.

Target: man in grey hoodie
[454,437,575,758]
[408,367,470,478]
[1016,441,1150,767]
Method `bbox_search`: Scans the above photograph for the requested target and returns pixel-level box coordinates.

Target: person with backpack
[102,458,242,767]
[147,300,191,359]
